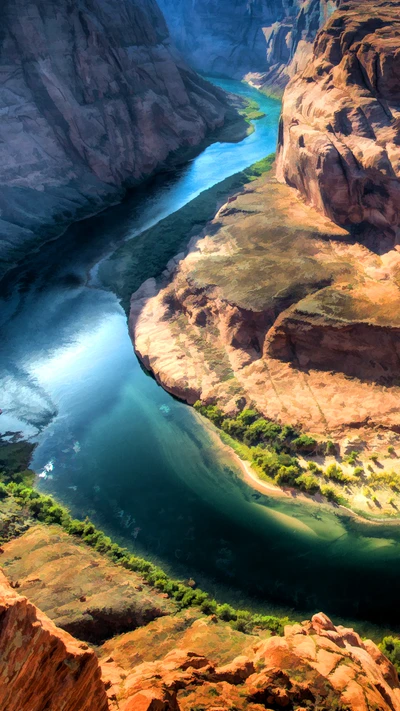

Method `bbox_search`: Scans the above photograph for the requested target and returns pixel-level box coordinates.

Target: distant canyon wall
[276,0,400,239]
[0,0,229,277]
[157,0,340,93]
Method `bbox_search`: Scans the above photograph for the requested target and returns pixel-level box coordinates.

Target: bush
[325,463,353,484]
[221,418,246,439]
[320,485,340,503]
[243,419,281,446]
[237,409,258,426]
[325,440,336,455]
[291,435,317,454]
[380,636,400,675]
[275,465,299,486]
[353,467,364,477]
[295,473,320,494]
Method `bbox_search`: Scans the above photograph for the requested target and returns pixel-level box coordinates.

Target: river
[1,78,400,635]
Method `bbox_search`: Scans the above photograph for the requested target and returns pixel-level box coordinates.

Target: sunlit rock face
[277,0,400,239]
[0,571,109,711]
[157,0,339,92]
[0,0,228,276]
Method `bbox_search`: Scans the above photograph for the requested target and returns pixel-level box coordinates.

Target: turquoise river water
[1,79,400,634]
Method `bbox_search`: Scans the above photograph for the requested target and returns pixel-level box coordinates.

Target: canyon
[157,0,340,94]
[131,0,400,453]
[0,0,242,279]
[2,522,400,711]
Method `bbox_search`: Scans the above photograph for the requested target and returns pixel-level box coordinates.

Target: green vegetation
[344,450,359,466]
[238,98,266,122]
[194,402,350,502]
[99,154,275,311]
[0,479,289,636]
[380,636,400,675]
[0,433,35,487]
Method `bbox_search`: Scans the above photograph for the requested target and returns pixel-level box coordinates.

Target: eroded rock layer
[130,175,400,439]
[0,524,173,643]
[277,0,400,237]
[0,0,229,276]
[0,570,109,711]
[2,532,400,711]
[101,611,400,711]
[158,0,339,93]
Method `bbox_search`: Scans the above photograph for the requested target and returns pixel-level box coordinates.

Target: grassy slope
[98,155,275,312]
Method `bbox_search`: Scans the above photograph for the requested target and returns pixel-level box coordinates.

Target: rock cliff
[103,612,400,711]
[157,0,340,93]
[0,570,109,711]
[130,172,400,441]
[0,0,231,278]
[0,524,174,643]
[277,0,400,239]
[2,561,400,711]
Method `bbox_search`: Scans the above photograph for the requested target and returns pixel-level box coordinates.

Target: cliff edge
[277,0,400,239]
[0,0,231,277]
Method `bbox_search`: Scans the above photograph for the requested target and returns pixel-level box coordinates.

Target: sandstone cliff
[129,173,400,442]
[0,570,109,711]
[0,524,174,643]
[277,0,400,238]
[2,560,400,711]
[102,612,400,711]
[0,0,231,278]
[158,0,339,93]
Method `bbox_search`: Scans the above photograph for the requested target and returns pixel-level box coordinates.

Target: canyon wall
[157,0,339,92]
[2,559,400,711]
[0,0,230,278]
[277,0,400,239]
[0,570,109,711]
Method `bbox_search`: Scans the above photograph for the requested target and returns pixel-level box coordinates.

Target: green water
[0,79,399,635]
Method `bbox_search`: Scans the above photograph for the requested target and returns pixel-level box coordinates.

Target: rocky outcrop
[103,611,400,711]
[0,524,174,643]
[0,0,233,278]
[277,0,400,238]
[129,174,400,439]
[2,526,400,711]
[157,0,339,93]
[0,570,109,711]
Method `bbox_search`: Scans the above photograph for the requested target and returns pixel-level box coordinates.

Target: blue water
[1,79,400,632]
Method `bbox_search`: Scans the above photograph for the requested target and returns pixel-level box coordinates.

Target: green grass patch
[98,154,275,311]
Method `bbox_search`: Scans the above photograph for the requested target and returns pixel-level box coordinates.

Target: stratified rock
[101,611,400,711]
[0,0,230,277]
[0,570,109,711]
[277,0,400,237]
[0,524,174,643]
[157,0,340,93]
[129,174,400,439]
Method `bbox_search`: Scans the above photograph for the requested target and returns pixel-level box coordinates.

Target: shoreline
[198,413,400,527]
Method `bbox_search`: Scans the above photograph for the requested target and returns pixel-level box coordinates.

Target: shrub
[380,636,400,675]
[221,418,246,439]
[325,463,353,484]
[369,453,379,463]
[320,485,340,503]
[295,473,320,494]
[244,419,281,446]
[353,467,364,477]
[388,446,395,455]
[325,440,336,455]
[275,465,299,486]
[236,409,258,426]
[291,435,317,454]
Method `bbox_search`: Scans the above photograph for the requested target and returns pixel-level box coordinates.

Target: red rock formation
[104,611,400,711]
[0,571,109,711]
[277,0,400,239]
